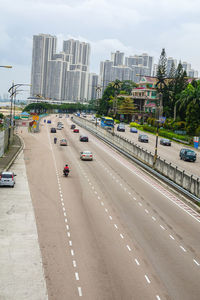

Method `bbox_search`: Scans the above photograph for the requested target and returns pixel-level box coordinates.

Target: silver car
[80,151,93,161]
[0,171,16,187]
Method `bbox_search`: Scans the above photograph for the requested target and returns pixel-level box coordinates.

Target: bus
[101,117,114,129]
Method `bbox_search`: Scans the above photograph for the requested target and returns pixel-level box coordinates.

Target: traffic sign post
[193,136,199,149]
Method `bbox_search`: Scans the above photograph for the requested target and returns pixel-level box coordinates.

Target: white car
[80,151,93,161]
[0,171,16,187]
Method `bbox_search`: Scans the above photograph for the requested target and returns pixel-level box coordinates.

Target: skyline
[1,0,200,99]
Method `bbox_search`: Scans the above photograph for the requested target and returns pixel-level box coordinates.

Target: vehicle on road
[160,138,171,146]
[80,151,93,161]
[71,124,76,129]
[60,139,67,146]
[138,134,149,143]
[47,120,51,124]
[57,125,62,130]
[73,128,79,133]
[54,137,57,144]
[80,135,89,142]
[130,127,138,133]
[50,128,56,133]
[0,171,16,187]
[179,148,196,162]
[101,117,114,129]
[59,114,62,118]
[117,123,125,132]
[63,164,70,176]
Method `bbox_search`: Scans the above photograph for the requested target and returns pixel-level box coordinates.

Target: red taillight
[90,155,92,157]
[83,155,85,157]
[12,175,13,180]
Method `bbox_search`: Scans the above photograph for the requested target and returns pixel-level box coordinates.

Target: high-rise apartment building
[111,51,124,66]
[87,73,99,100]
[30,34,57,97]
[31,35,90,101]
[167,57,177,76]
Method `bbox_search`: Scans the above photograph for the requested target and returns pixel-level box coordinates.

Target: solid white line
[71,249,74,256]
[69,240,72,246]
[73,260,77,267]
[120,234,124,239]
[67,232,71,237]
[152,216,156,221]
[101,202,104,206]
[114,224,118,229]
[75,272,79,280]
[109,215,113,220]
[145,209,149,214]
[160,225,165,230]
[193,259,200,266]
[127,245,131,251]
[78,287,82,297]
[169,235,175,240]
[145,275,151,284]
[180,246,186,252]
[135,258,140,266]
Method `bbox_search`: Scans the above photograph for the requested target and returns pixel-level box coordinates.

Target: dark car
[117,123,125,132]
[71,124,76,129]
[50,127,56,133]
[160,138,171,146]
[138,134,149,143]
[180,148,196,162]
[47,120,51,124]
[80,135,89,142]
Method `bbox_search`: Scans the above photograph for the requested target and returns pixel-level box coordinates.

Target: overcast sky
[0,0,200,99]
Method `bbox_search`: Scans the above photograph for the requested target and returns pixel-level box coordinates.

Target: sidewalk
[0,134,22,172]
[0,133,48,300]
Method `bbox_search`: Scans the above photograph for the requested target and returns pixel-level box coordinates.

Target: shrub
[114,119,120,124]
[129,122,142,128]
[143,125,157,133]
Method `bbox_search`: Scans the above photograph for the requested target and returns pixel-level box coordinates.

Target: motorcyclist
[63,164,70,175]
[54,137,57,144]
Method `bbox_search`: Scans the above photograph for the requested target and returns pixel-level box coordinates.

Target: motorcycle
[54,137,57,144]
[63,169,70,177]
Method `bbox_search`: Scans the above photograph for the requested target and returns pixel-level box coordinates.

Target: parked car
[80,151,93,161]
[179,148,196,162]
[71,124,76,129]
[47,120,51,124]
[160,138,171,146]
[138,134,149,143]
[60,139,67,146]
[130,127,138,133]
[80,135,89,142]
[0,171,16,187]
[117,123,125,132]
[57,125,62,130]
[73,128,79,133]
[50,128,56,133]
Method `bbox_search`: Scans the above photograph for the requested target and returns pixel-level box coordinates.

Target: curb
[4,134,24,171]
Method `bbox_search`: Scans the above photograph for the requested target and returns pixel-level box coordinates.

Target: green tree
[117,97,136,122]
[185,101,200,135]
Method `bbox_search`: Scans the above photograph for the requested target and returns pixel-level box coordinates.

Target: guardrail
[73,116,200,203]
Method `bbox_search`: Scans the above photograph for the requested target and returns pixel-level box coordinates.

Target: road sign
[32,115,39,121]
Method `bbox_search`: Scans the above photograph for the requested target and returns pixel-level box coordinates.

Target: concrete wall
[74,116,200,198]
[0,128,14,158]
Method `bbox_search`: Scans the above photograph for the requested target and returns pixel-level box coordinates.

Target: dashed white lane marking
[128,192,131,195]
[69,240,72,246]
[127,245,131,251]
[145,275,151,284]
[65,218,68,223]
[73,260,77,267]
[94,191,97,194]
[120,234,124,239]
[139,202,142,206]
[101,202,104,206]
[71,249,74,256]
[160,225,165,230]
[75,272,79,280]
[109,215,113,220]
[64,212,67,217]
[169,235,175,240]
[193,259,200,266]
[78,287,82,297]
[135,258,140,266]
[152,216,156,221]
[133,197,136,200]
[114,224,118,229]
[98,196,101,200]
[105,208,108,213]
[62,202,64,206]
[180,246,186,252]
[62,207,66,211]
[92,186,94,190]
[66,225,69,230]
[145,209,149,214]
[156,295,161,300]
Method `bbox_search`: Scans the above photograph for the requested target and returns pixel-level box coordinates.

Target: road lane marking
[101,202,104,206]
[105,208,108,213]
[114,224,118,229]
[138,202,142,206]
[66,225,69,230]
[180,246,186,252]
[135,258,140,266]
[127,245,131,251]
[78,287,82,297]
[69,240,72,246]
[145,209,149,214]
[98,196,101,200]
[193,259,200,266]
[75,272,79,280]
[109,215,113,220]
[152,216,156,221]
[169,235,175,240]
[65,218,68,223]
[64,212,67,217]
[145,275,151,284]
[120,234,124,239]
[73,260,76,267]
[61,202,64,206]
[71,249,74,256]
[160,225,165,230]
[156,296,161,300]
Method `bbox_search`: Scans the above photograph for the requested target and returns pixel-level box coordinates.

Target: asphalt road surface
[20,115,200,300]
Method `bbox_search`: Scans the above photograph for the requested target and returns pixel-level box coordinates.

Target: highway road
[20,115,200,299]
[86,116,200,178]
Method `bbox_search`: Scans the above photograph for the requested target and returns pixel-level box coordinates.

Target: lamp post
[153,92,163,168]
[95,86,102,126]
